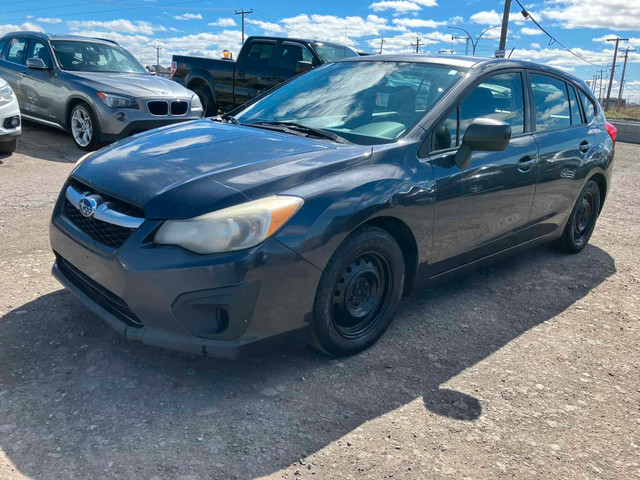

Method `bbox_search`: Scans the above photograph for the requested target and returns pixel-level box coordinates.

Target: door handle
[579,140,591,153]
[517,155,537,172]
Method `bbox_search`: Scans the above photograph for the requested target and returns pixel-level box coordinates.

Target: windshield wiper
[249,121,348,144]
[211,113,240,125]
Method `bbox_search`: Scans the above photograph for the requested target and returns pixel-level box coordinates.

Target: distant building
[146,65,172,79]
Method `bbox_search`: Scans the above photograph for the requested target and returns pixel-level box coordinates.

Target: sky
[1,0,639,103]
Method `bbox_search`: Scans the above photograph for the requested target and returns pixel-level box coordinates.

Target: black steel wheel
[556,179,601,253]
[310,226,405,356]
[191,85,217,117]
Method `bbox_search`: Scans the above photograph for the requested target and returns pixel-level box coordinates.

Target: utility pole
[497,0,511,57]
[410,37,423,53]
[616,47,634,109]
[153,45,161,68]
[379,38,385,55]
[604,37,628,111]
[597,69,606,104]
[235,8,253,44]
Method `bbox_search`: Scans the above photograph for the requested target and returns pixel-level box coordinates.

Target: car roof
[0,31,120,46]
[339,54,588,89]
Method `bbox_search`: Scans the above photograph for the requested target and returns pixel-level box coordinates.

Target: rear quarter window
[578,89,596,124]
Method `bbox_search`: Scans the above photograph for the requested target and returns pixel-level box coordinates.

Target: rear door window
[6,38,28,65]
[578,90,596,123]
[244,42,275,66]
[530,73,571,131]
[568,85,583,125]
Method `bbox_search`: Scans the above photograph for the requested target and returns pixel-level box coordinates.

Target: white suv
[0,76,20,154]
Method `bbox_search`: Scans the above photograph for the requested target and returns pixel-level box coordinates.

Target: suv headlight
[154,195,303,254]
[190,93,203,111]
[96,92,138,109]
[0,84,15,106]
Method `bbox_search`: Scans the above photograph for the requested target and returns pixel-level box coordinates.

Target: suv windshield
[51,40,147,74]
[314,43,359,63]
[236,61,466,144]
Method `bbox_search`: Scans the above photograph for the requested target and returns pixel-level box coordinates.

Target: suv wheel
[0,138,17,154]
[70,103,101,151]
[309,226,405,356]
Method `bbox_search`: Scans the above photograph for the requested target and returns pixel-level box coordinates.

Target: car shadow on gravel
[0,244,616,479]
[17,121,84,164]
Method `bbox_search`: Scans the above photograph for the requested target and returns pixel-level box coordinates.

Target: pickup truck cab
[171,36,359,115]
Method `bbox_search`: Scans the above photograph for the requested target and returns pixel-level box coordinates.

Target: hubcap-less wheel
[71,107,93,147]
[332,252,391,339]
[574,192,594,244]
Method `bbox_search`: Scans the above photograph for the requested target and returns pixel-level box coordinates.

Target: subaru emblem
[78,196,98,218]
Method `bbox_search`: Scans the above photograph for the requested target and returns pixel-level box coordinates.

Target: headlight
[190,93,203,111]
[0,84,15,106]
[96,92,138,109]
[154,195,303,254]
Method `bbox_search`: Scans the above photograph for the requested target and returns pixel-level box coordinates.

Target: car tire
[309,226,405,356]
[555,179,601,253]
[191,85,217,117]
[0,138,17,154]
[69,103,101,151]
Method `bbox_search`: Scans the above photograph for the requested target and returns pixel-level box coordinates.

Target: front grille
[147,100,169,116]
[171,100,188,115]
[56,255,143,327]
[62,179,143,249]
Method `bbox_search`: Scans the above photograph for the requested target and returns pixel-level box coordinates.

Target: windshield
[51,40,147,74]
[235,61,466,144]
[314,43,359,63]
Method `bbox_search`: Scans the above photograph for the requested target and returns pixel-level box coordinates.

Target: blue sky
[2,0,639,102]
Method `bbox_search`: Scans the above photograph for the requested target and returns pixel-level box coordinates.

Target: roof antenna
[507,47,515,59]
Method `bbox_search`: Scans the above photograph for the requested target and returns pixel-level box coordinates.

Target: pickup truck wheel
[309,226,405,357]
[0,138,17,154]
[70,103,101,151]
[192,85,217,116]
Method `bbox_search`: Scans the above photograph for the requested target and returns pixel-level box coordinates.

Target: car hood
[72,120,372,219]
[68,72,192,98]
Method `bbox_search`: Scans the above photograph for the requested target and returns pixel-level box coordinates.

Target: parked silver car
[0,32,203,150]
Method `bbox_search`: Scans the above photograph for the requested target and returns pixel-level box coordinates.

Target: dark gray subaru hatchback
[50,55,615,358]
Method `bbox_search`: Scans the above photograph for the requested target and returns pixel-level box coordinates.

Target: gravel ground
[0,122,638,480]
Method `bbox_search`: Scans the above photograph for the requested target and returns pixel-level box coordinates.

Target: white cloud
[173,13,203,21]
[521,27,543,36]
[68,19,156,35]
[208,18,236,27]
[542,0,640,30]
[246,19,284,33]
[0,22,44,36]
[370,1,420,13]
[279,14,400,45]
[392,18,446,29]
[470,9,501,25]
[530,42,541,49]
[35,17,62,24]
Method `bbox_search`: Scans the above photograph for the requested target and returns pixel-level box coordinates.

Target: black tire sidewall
[312,227,405,356]
[0,138,17,153]
[192,86,216,117]
[562,180,601,252]
[70,103,101,151]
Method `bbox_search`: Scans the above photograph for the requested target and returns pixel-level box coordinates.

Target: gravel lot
[0,122,638,480]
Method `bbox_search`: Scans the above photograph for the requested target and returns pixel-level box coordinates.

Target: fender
[64,93,97,131]
[184,70,218,103]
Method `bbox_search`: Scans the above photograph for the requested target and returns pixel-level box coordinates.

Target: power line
[513,0,609,69]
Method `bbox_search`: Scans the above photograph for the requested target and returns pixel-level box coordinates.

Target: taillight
[605,122,617,144]
[170,61,177,78]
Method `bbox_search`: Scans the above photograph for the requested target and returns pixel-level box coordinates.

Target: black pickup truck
[171,36,359,115]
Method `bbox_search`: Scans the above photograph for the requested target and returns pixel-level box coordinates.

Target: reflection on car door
[427,71,539,272]
[528,73,595,235]
[20,39,57,121]
[234,39,277,106]
[273,41,316,84]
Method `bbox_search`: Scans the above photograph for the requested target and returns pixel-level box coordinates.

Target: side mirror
[454,118,511,169]
[146,65,157,75]
[26,58,50,70]
[296,61,313,73]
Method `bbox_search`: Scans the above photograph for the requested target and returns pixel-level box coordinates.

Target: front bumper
[0,95,21,139]
[50,192,322,358]
[93,96,203,141]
